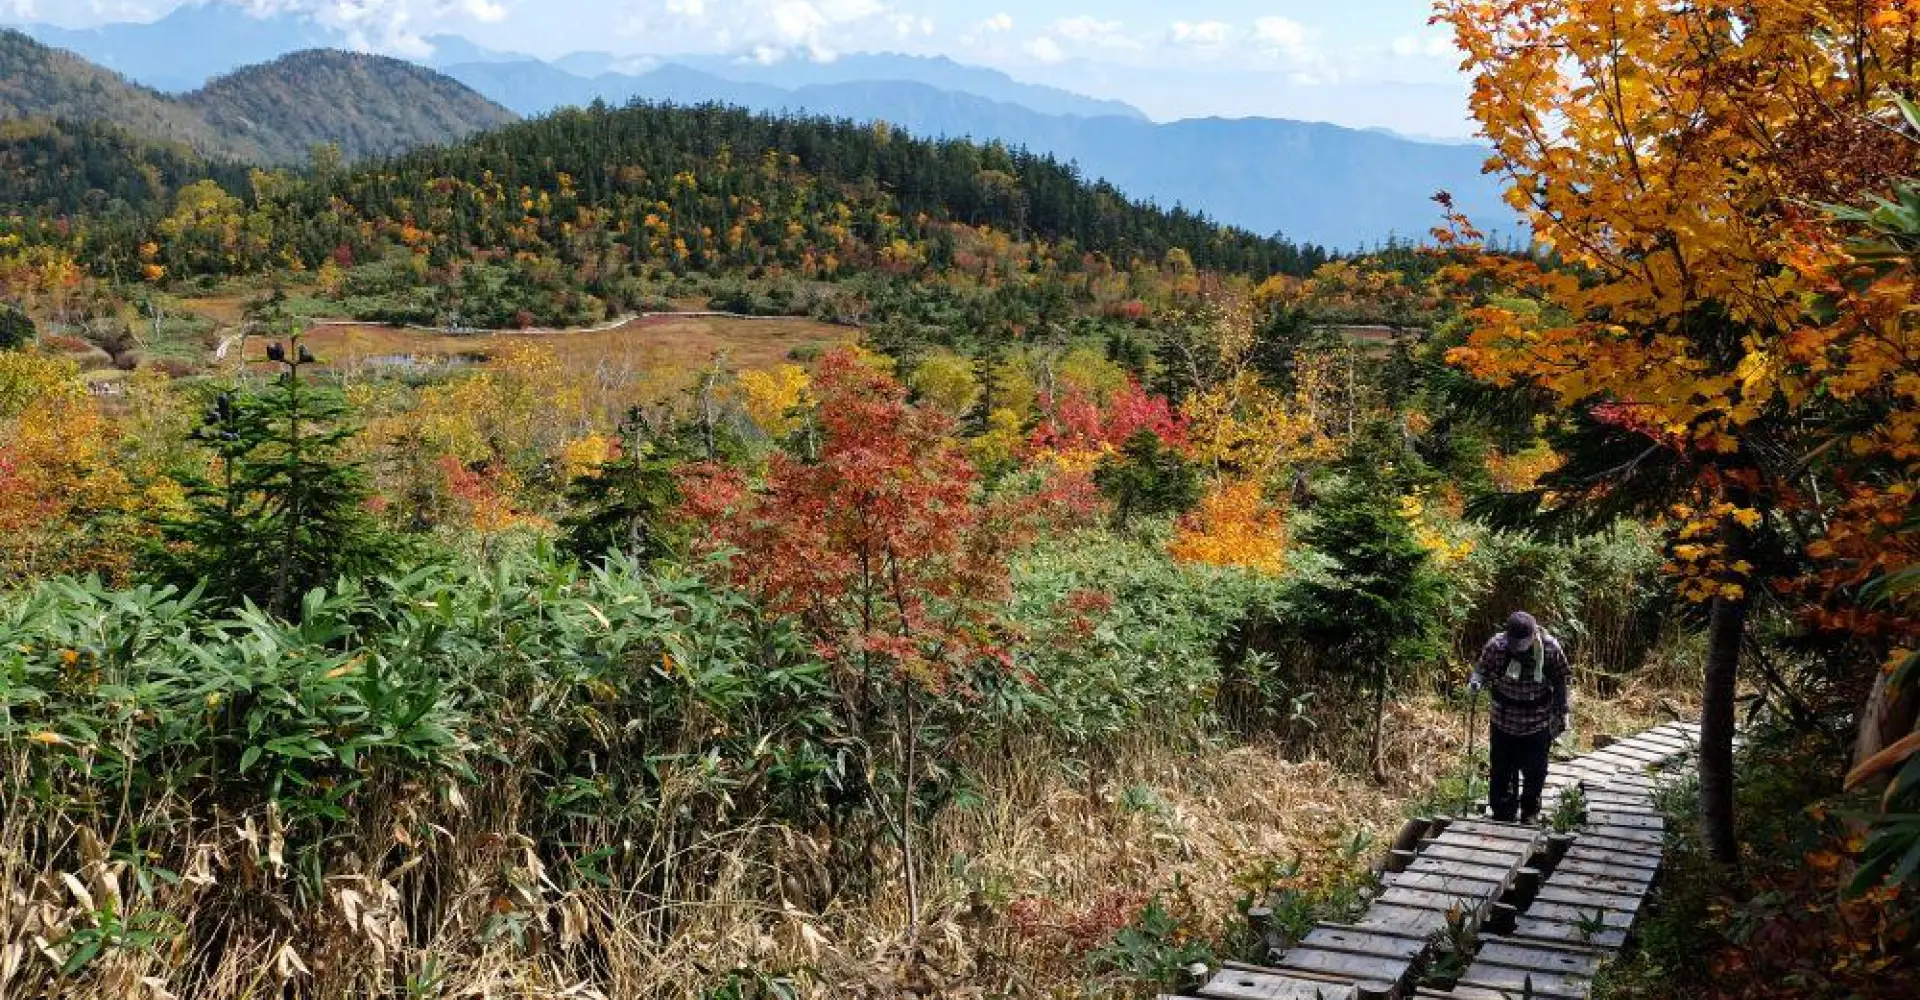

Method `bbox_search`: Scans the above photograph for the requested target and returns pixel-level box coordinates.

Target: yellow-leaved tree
[0,353,138,580]
[1170,480,1289,574]
[737,363,814,438]
[1437,0,1918,861]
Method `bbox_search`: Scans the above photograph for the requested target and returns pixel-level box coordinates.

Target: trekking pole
[1462,685,1479,816]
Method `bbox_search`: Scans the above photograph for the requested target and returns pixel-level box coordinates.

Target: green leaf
[1896,94,1920,136]
[61,937,102,975]
[239,745,261,772]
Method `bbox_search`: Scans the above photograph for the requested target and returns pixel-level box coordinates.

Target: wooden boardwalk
[1164,722,1703,1000]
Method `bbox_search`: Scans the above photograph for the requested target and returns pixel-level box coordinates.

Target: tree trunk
[1699,562,1747,866]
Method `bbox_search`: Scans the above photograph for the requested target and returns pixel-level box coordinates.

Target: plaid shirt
[1473,632,1571,736]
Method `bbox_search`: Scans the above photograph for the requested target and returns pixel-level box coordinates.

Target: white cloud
[1388,33,1456,58]
[1252,16,1311,58]
[885,11,931,38]
[1053,15,1115,41]
[666,0,705,16]
[982,12,1011,33]
[1046,15,1141,52]
[1169,20,1233,48]
[1024,35,1064,64]
[463,0,506,22]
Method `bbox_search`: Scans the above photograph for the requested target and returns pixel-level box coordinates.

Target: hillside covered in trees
[0,32,515,164]
[0,3,1917,1000]
[5,97,1336,339]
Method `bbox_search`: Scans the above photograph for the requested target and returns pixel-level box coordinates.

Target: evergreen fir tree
[1293,480,1444,782]
[149,329,394,617]
[0,303,33,351]
[1093,430,1203,529]
[558,409,687,565]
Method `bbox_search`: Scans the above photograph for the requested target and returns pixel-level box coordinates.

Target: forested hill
[181,51,518,164]
[0,118,250,218]
[0,30,233,155]
[293,101,1325,280]
[0,32,515,164]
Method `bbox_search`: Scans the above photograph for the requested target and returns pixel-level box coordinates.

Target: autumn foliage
[680,347,1019,687]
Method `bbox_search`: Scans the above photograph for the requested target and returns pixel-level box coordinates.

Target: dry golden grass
[3,681,1697,1000]
[219,315,844,374]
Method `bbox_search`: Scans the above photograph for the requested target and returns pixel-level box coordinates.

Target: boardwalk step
[1511,916,1629,950]
[1199,969,1358,1000]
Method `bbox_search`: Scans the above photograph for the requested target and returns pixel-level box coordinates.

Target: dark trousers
[1489,726,1552,822]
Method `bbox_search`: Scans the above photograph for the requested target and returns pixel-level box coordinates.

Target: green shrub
[1005,531,1286,739]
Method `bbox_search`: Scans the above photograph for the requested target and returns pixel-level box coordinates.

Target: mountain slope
[0,33,515,165]
[0,29,246,156]
[185,51,518,164]
[0,117,249,217]
[303,100,1324,280]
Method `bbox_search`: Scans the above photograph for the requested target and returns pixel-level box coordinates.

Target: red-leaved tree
[677,348,1033,938]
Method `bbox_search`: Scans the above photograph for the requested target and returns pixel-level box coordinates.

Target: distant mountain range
[0,32,515,165]
[2,3,1522,248]
[437,63,1515,248]
[12,4,1142,121]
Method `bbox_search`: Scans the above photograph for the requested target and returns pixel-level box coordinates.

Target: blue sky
[3,2,1474,134]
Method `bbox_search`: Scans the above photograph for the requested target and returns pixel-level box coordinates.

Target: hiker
[1467,611,1571,824]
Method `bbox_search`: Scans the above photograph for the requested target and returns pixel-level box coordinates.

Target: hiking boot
[1520,812,1540,825]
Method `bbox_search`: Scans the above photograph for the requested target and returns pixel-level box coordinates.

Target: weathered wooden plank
[1316,920,1432,943]
[1580,795,1659,814]
[1526,902,1639,928]
[1598,744,1672,764]
[1385,871,1503,896]
[1354,904,1450,937]
[1586,811,1664,831]
[1408,857,1518,883]
[1478,938,1605,977]
[1583,825,1663,847]
[1423,843,1527,868]
[1586,748,1655,766]
[1562,847,1660,871]
[1532,885,1643,913]
[1511,917,1628,951]
[1581,790,1659,807]
[1445,819,1542,842]
[1434,830,1541,854]
[1625,731,1693,752]
[1301,926,1425,959]
[1460,965,1592,999]
[1553,858,1660,882]
[1415,987,1518,1000]
[1379,886,1488,914]
[1278,946,1411,983]
[1575,786,1654,802]
[1200,969,1357,1000]
[1570,834,1666,858]
[1539,871,1652,897]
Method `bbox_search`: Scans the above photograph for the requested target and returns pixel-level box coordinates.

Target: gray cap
[1504,611,1537,642]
